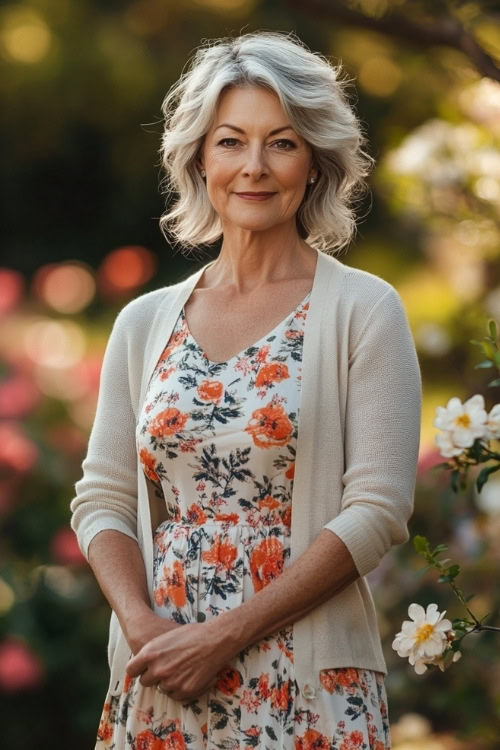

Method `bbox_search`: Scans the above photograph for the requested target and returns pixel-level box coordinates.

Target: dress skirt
[95,290,392,749]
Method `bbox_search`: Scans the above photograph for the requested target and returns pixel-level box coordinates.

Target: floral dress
[96,289,392,750]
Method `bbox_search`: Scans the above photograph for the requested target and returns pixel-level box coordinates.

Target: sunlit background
[1,0,500,747]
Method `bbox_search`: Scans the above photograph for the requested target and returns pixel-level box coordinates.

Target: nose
[242,144,269,180]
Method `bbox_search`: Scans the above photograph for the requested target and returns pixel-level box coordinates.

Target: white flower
[413,649,462,674]
[484,403,500,441]
[434,429,463,458]
[392,603,453,674]
[434,394,488,457]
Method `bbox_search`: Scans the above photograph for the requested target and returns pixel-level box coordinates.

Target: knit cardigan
[69,247,422,700]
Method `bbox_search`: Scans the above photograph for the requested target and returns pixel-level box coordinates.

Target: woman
[70,30,422,749]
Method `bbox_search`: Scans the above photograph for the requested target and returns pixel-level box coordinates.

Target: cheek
[278,159,309,187]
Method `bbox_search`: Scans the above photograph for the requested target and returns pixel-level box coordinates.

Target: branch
[285,0,500,82]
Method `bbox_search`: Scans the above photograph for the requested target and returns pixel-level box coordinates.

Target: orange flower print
[255,362,290,388]
[149,408,188,437]
[295,728,330,750]
[258,495,280,510]
[186,503,207,525]
[249,537,284,592]
[337,667,359,689]
[139,448,160,483]
[215,664,242,695]
[160,366,176,381]
[245,403,293,449]
[135,729,166,750]
[197,379,224,403]
[122,671,133,694]
[282,506,292,528]
[96,704,113,744]
[245,726,261,738]
[270,679,290,711]
[277,634,293,662]
[285,328,303,340]
[285,461,295,479]
[339,730,365,749]
[157,328,187,365]
[153,560,186,608]
[320,667,359,693]
[256,344,270,363]
[164,729,187,749]
[202,534,238,571]
[258,672,270,699]
[214,512,240,524]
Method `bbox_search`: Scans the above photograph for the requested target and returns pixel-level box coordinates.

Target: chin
[228,215,281,232]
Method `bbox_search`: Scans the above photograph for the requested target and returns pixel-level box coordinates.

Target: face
[197,85,317,233]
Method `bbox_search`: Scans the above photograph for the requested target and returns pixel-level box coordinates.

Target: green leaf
[413,535,429,554]
[438,574,452,583]
[451,469,460,493]
[474,360,494,369]
[432,544,448,554]
[488,320,497,340]
[487,378,500,387]
[469,339,483,347]
[482,340,495,359]
[431,461,454,471]
[476,464,500,493]
[447,564,460,578]
[414,564,434,577]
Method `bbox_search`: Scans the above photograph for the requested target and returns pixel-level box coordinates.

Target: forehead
[210,85,288,127]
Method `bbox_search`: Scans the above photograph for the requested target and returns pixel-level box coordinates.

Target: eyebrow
[213,124,295,136]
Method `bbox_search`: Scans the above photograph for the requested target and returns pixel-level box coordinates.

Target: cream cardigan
[70,247,422,700]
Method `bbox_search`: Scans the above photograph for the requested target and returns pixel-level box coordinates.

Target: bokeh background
[1,1,500,747]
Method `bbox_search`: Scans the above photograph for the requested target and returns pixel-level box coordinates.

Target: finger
[139,669,159,688]
[126,653,148,678]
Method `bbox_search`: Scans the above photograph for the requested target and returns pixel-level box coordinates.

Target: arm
[88,530,179,653]
[211,528,358,654]
[70,305,139,559]
[211,285,422,652]
[69,304,177,649]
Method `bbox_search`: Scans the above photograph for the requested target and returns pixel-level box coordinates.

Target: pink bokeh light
[0,269,25,314]
[50,527,86,566]
[0,638,45,692]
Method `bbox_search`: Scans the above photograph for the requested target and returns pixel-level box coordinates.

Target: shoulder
[111,275,191,336]
[322,253,409,347]
[329,254,399,306]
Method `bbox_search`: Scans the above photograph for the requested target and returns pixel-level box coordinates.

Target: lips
[236,192,276,196]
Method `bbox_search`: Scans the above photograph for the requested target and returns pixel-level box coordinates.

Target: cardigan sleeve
[69,305,139,562]
[323,285,422,578]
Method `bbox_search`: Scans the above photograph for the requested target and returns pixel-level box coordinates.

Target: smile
[235,193,276,201]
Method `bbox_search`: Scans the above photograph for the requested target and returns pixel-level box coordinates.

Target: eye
[216,137,297,149]
[217,138,239,147]
[273,139,297,149]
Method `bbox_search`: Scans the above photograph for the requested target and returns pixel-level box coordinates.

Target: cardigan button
[302,683,316,700]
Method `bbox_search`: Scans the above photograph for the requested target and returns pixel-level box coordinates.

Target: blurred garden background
[1,0,500,747]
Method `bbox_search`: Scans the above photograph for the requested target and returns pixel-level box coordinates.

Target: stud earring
[309,176,316,184]
[200,169,206,178]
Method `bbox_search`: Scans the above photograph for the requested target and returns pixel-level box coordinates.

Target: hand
[125,621,237,702]
[124,608,182,656]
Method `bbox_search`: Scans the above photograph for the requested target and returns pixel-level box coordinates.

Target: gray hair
[158,30,375,256]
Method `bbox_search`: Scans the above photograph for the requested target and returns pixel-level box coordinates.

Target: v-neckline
[182,287,312,366]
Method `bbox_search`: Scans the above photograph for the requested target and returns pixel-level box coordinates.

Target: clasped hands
[125,615,239,702]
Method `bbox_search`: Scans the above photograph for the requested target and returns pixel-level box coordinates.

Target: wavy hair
[158,30,375,256]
